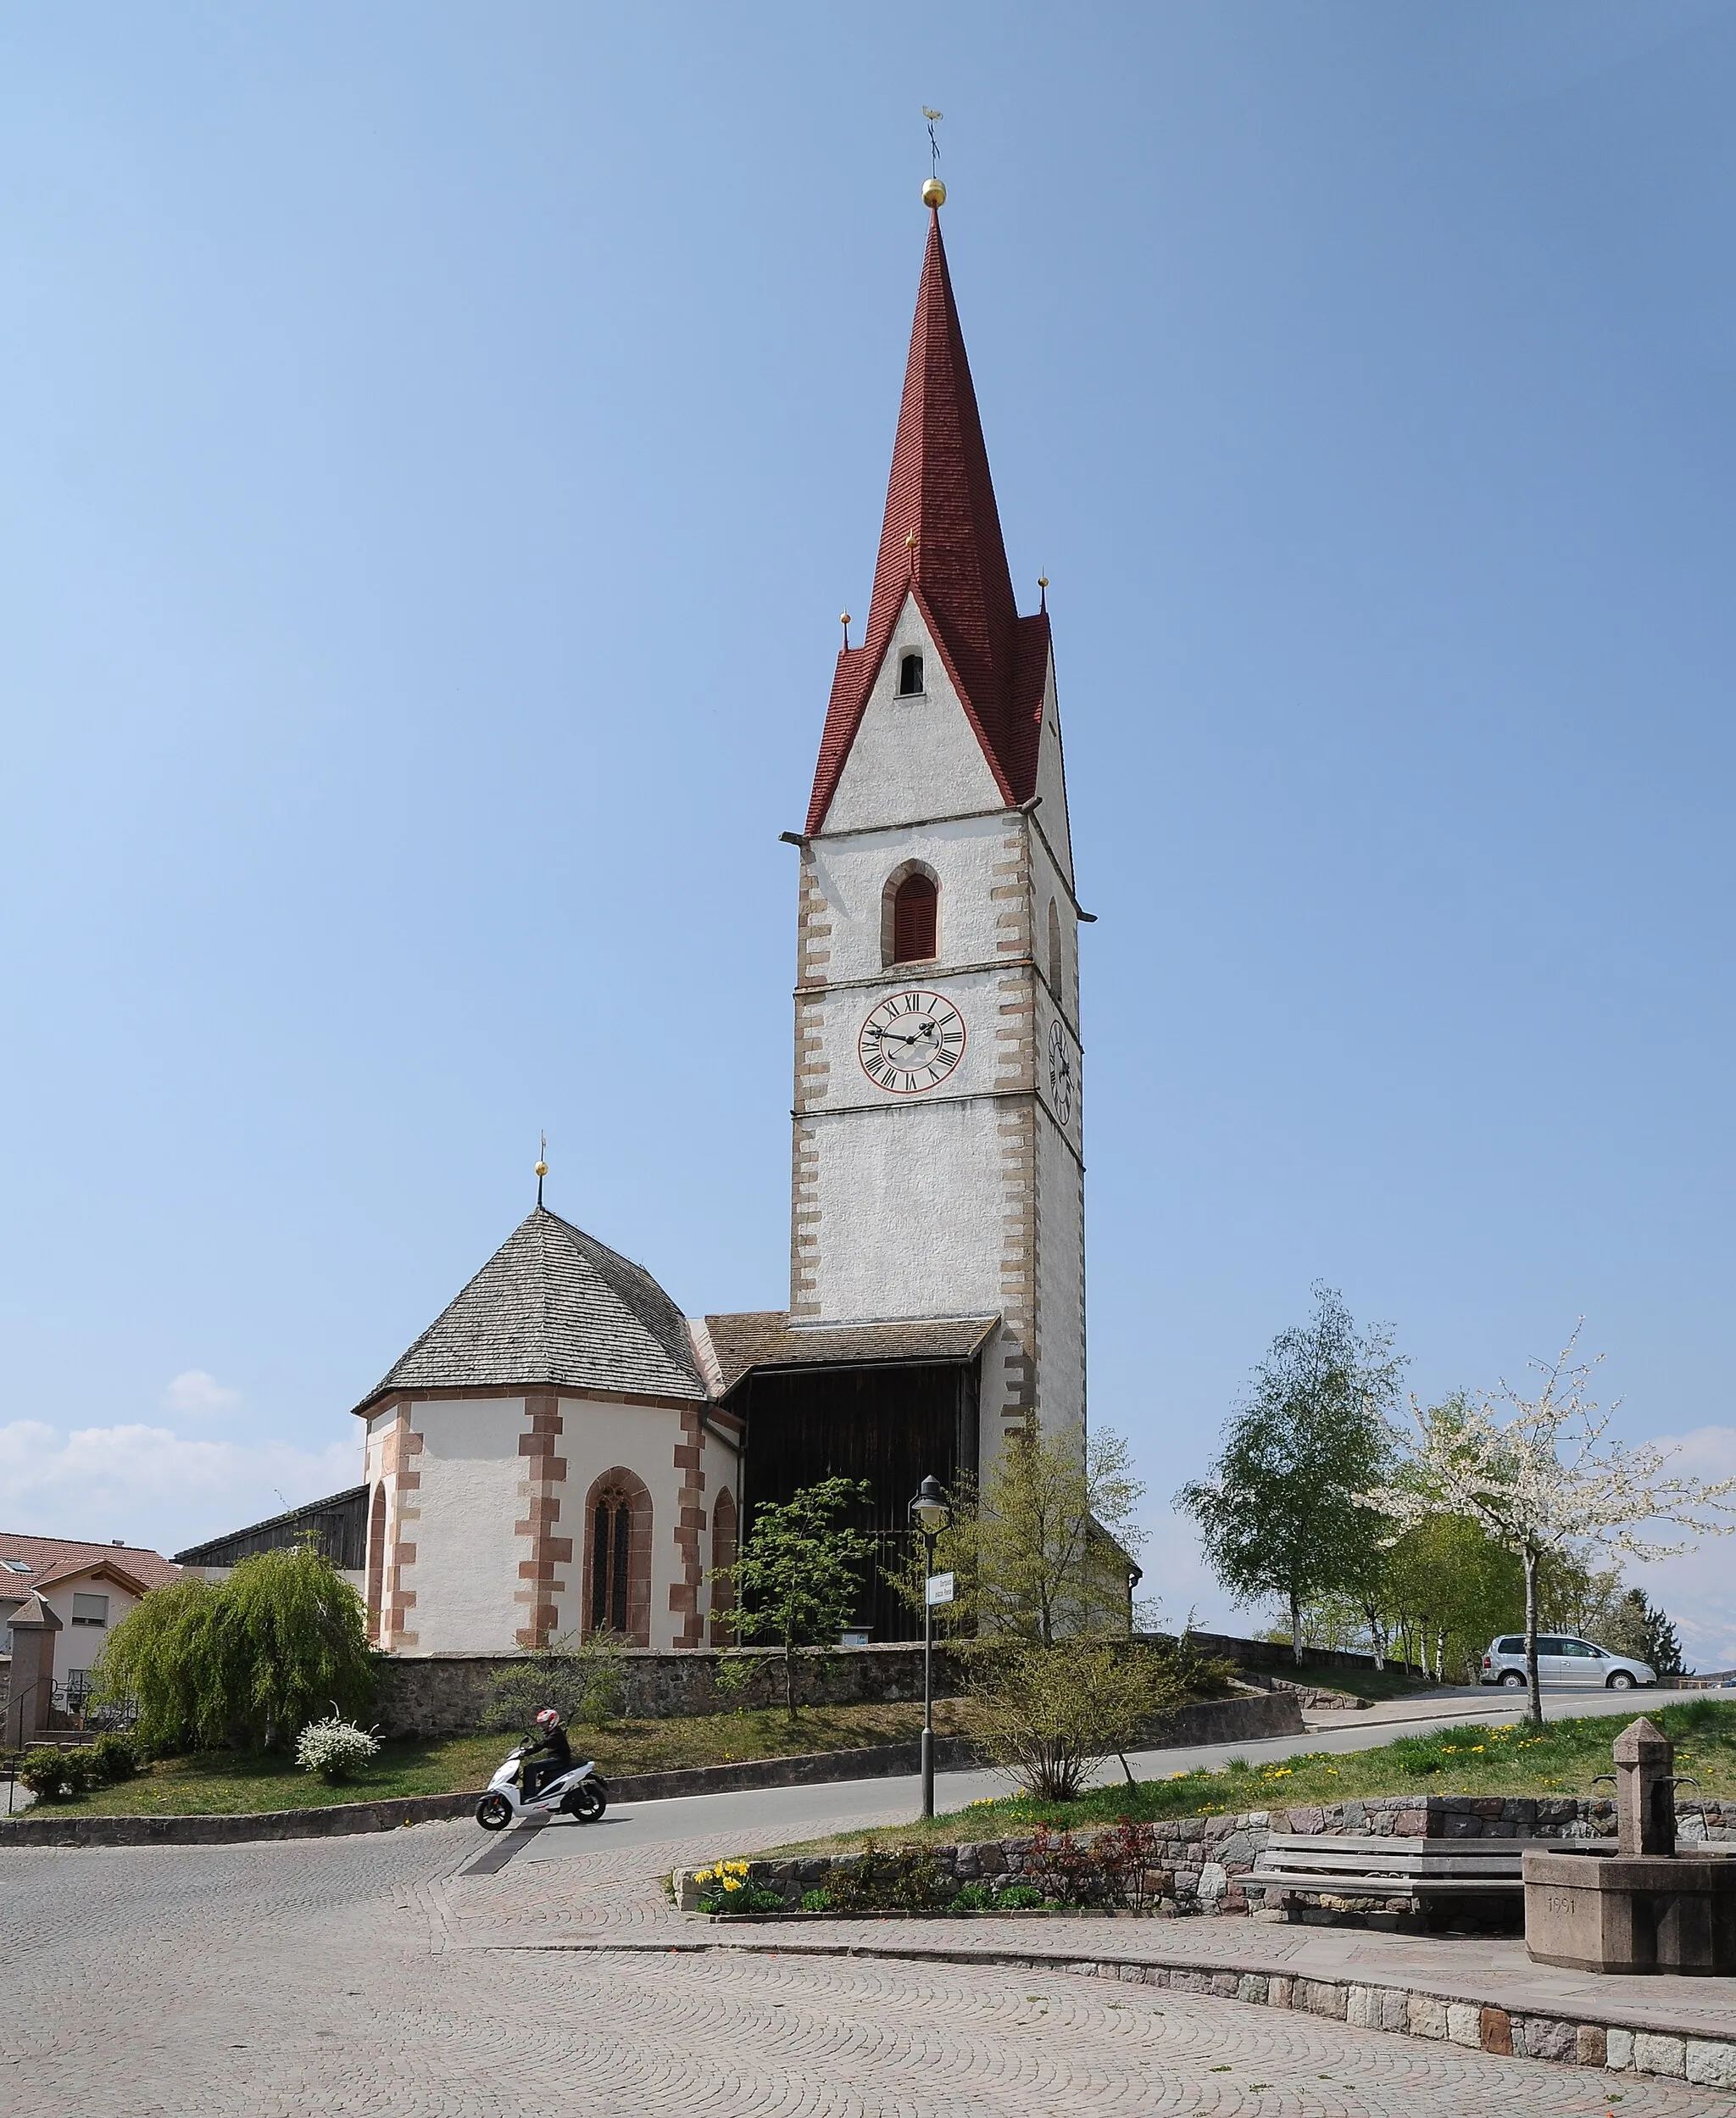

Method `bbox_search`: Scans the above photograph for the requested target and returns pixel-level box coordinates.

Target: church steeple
[806,204,1051,834]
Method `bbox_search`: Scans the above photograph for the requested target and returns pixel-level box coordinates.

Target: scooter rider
[521,1708,571,1799]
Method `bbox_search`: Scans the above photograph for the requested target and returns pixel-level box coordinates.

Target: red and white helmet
[536,1708,560,1730]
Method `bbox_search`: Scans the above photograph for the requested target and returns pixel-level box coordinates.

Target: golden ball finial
[534,1159,548,1179]
[922,176,946,209]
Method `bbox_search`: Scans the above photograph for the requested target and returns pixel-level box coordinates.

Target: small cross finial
[921,108,946,209]
[840,610,851,649]
[534,1130,548,1207]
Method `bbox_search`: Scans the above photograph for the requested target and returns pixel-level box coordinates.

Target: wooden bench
[1251,1833,1564,1906]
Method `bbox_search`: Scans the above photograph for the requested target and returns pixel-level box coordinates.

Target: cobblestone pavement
[3,1820,1732,2117]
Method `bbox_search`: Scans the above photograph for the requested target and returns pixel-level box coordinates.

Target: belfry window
[591,1486,633,1636]
[892,872,938,963]
[1048,898,1063,995]
[898,651,924,696]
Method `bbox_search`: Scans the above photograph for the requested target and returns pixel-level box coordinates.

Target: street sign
[926,1570,955,1608]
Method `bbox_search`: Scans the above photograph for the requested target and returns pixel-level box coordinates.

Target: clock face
[859,990,966,1095]
[1049,1019,1074,1124]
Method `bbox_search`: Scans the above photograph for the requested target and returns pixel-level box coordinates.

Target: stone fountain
[1524,1716,1736,1975]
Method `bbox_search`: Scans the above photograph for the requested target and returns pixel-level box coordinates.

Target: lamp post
[909,1474,951,1820]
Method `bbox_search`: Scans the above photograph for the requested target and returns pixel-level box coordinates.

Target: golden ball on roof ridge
[534,1160,548,1179]
[922,176,946,209]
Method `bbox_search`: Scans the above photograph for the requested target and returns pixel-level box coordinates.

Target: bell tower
[788,190,1087,1467]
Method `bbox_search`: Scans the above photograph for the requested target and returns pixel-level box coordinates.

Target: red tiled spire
[806,209,1050,834]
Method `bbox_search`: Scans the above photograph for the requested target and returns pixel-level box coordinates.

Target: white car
[1480,1634,1655,1690]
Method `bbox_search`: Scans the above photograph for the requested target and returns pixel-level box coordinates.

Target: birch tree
[1360,1327,1736,1723]
[1178,1285,1405,1664]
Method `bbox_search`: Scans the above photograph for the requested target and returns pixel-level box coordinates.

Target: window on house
[70,1593,109,1627]
[1047,898,1063,995]
[891,872,938,963]
[592,1487,634,1637]
[897,651,924,696]
[1,1558,31,1575]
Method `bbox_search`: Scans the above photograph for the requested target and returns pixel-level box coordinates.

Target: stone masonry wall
[373,1647,1303,1742]
[374,1643,976,1736]
[681,1793,1734,1920]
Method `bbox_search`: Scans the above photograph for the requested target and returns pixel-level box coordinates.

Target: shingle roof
[704,1312,999,1395]
[807,210,1051,834]
[354,1207,705,1413]
[0,1532,179,1600]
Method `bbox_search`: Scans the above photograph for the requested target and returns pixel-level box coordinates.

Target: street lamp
[909,1474,951,1820]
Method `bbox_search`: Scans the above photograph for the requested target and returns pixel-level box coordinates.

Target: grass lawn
[4,1698,980,1820]
[772,1697,1736,1856]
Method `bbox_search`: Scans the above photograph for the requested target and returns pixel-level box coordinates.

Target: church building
[201,190,1088,1654]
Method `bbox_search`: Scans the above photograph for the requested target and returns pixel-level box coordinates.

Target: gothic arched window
[584,1469,651,1644]
[898,651,924,696]
[709,1487,738,1647]
[891,872,938,963]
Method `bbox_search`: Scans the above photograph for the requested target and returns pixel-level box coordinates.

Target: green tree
[1178,1284,1405,1664]
[94,1544,373,1752]
[711,1478,876,1714]
[892,1424,1146,1645]
[1605,1586,1685,1677]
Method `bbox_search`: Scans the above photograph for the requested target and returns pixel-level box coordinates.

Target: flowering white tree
[1360,1327,1736,1724]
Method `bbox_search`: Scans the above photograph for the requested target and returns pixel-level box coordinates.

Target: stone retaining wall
[373,1647,1299,1742]
[679,1793,1735,1919]
[374,1644,975,1736]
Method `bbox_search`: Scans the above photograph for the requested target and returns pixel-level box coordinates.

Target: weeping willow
[94,1545,373,1752]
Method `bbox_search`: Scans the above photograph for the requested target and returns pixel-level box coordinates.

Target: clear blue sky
[5,3,1734,1659]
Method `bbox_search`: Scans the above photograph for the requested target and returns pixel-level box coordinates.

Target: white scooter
[475,1740,609,1831]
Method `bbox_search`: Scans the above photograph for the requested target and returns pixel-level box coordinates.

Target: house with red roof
[0,1533,179,1744]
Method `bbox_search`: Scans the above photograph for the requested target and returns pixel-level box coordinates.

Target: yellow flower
[722,1878,743,1892]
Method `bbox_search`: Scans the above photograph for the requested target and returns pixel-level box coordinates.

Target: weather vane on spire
[921,108,946,209]
[535,1130,548,1208]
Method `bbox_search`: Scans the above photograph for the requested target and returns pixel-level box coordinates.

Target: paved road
[5,1756,1733,2118]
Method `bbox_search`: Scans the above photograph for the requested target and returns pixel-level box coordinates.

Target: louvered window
[592,1488,632,1636]
[892,874,938,963]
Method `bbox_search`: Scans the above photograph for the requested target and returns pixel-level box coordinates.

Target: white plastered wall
[405,1397,527,1654]
[822,599,1005,834]
[553,1394,688,1652]
[37,1574,144,1690]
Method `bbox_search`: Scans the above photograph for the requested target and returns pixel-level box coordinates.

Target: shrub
[798,1887,832,1912]
[825,1842,954,1913]
[89,1733,139,1785]
[994,1883,1047,1909]
[971,1637,1191,1802]
[19,1749,96,1801]
[950,1882,994,1910]
[294,1716,381,1783]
